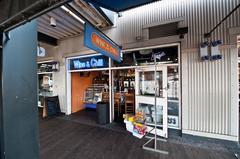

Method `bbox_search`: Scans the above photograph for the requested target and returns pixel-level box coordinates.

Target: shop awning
[0,0,72,31]
[0,0,158,31]
[84,0,158,12]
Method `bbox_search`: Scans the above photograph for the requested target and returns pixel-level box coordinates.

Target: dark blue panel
[85,0,157,12]
[2,21,39,159]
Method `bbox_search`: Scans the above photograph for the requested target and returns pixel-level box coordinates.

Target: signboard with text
[84,23,122,62]
[69,55,109,70]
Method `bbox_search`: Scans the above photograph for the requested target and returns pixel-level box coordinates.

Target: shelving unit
[83,73,109,109]
[37,61,59,109]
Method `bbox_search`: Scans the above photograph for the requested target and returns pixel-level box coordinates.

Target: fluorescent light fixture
[61,5,85,24]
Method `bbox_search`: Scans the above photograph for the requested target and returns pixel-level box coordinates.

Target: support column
[0,21,39,159]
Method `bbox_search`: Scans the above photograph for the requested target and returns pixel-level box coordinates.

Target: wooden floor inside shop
[39,116,237,159]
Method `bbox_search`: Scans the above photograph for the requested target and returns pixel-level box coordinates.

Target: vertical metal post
[154,54,157,149]
[142,53,168,155]
[0,31,3,159]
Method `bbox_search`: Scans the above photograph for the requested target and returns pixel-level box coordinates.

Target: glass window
[113,46,178,67]
[138,103,163,129]
[139,71,163,97]
[167,66,180,128]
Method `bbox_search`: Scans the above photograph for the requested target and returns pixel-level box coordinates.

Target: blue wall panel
[1,21,39,159]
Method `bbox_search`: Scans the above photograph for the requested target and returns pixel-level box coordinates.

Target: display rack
[142,54,169,155]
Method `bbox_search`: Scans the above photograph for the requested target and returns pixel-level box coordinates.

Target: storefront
[66,54,111,121]
[66,43,181,134]
[34,0,240,142]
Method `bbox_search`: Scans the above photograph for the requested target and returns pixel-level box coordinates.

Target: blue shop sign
[70,56,109,70]
[84,22,122,62]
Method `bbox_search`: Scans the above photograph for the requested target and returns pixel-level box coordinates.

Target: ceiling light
[61,6,85,24]
[50,17,56,27]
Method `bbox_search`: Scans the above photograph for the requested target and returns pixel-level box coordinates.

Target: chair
[114,93,121,116]
[125,93,135,115]
[102,92,109,102]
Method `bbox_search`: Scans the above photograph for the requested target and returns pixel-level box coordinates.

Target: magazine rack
[142,53,169,155]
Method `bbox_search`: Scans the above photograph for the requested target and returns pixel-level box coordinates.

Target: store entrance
[111,44,181,137]
[112,69,135,123]
[135,66,168,137]
[71,70,109,124]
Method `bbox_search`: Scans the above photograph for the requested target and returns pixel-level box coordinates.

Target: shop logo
[90,58,103,67]
[155,52,166,60]
[91,32,119,58]
[73,60,86,69]
[73,58,105,69]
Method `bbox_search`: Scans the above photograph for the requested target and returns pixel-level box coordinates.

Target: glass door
[135,65,168,138]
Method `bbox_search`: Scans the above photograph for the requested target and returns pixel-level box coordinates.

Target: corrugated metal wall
[117,0,240,47]
[182,48,238,136]
[116,0,240,138]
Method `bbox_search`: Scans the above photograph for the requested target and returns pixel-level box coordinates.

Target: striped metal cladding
[182,48,235,135]
[117,0,240,48]
[116,0,240,137]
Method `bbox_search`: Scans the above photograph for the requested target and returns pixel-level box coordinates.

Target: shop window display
[167,66,179,128]
[112,46,180,129]
[139,71,163,97]
[113,46,178,67]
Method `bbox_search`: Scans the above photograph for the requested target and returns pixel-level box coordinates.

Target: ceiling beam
[38,22,68,38]
[69,1,99,25]
[53,8,84,30]
[41,15,80,35]
[75,0,111,26]
[38,18,75,37]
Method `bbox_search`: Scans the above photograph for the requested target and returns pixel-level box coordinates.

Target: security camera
[50,17,56,27]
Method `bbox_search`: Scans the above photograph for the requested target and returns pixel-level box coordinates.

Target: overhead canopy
[84,0,158,12]
[0,0,71,31]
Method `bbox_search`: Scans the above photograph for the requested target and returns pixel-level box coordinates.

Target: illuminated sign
[84,22,122,62]
[70,56,108,70]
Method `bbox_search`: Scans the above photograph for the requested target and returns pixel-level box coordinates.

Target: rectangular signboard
[69,55,109,70]
[84,22,122,62]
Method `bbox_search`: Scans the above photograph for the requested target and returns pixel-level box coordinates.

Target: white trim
[109,58,113,123]
[37,60,55,64]
[110,64,178,70]
[230,47,239,137]
[69,68,109,73]
[66,53,101,60]
[123,43,180,52]
[182,129,238,142]
[135,65,168,138]
[178,43,182,132]
[143,17,185,29]
[66,58,72,115]
[37,72,53,75]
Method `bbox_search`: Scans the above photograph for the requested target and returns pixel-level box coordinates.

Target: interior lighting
[61,6,85,24]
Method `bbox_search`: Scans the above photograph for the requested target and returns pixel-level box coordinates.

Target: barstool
[114,93,121,116]
[125,93,135,115]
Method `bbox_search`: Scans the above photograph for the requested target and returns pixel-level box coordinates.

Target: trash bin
[96,102,109,125]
